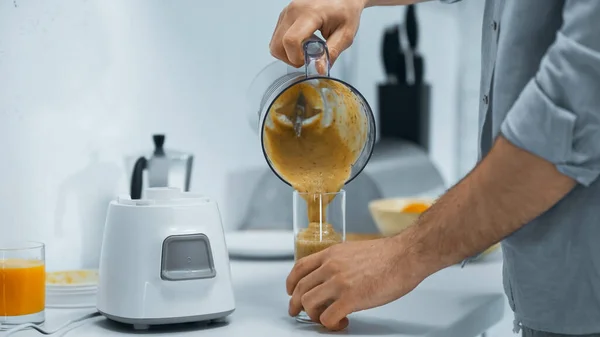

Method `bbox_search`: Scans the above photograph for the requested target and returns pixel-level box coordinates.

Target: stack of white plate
[45,269,98,309]
[225,230,294,259]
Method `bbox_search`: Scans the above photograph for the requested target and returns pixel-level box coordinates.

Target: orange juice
[0,259,45,316]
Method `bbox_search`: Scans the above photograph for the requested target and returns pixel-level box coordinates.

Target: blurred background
[0,0,515,335]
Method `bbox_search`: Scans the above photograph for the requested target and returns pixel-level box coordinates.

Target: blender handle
[303,34,330,78]
[130,157,147,200]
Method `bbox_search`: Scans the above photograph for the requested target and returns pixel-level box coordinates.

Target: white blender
[97,187,235,330]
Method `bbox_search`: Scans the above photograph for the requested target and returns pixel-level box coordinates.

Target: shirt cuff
[500,79,600,186]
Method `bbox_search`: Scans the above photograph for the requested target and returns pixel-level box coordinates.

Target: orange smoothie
[264,80,365,261]
[295,222,343,260]
[0,259,45,316]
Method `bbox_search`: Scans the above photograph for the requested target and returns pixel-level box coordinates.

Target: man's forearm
[364,0,430,8]
[396,135,576,278]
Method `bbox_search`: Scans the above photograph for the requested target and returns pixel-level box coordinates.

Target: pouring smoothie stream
[262,78,367,259]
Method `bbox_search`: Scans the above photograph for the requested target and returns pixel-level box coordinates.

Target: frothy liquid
[263,79,367,259]
[295,222,343,260]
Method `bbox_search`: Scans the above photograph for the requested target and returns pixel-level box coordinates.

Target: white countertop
[11,251,506,337]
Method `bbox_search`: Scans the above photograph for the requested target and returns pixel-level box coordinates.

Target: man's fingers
[270,9,292,65]
[288,265,327,317]
[326,316,350,331]
[305,304,328,324]
[323,27,356,66]
[282,16,321,67]
[286,253,323,295]
[301,281,339,323]
[271,10,285,40]
[320,299,352,331]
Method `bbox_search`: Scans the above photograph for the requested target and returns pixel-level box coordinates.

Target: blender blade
[293,92,306,137]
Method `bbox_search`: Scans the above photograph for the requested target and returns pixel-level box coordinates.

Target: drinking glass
[0,241,45,327]
[293,190,346,323]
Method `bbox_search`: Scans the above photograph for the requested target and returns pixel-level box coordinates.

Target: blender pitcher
[247,35,376,186]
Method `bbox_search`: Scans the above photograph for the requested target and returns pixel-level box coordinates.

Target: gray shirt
[441,0,600,334]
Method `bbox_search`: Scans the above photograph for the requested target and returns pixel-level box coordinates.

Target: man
[269,0,600,336]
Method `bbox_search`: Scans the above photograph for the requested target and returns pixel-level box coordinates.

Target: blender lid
[116,187,207,207]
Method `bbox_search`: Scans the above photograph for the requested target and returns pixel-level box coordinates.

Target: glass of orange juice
[293,190,346,323]
[0,241,45,326]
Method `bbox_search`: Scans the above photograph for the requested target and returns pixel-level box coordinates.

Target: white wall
[0,0,468,271]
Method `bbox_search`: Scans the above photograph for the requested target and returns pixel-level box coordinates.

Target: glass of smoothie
[293,190,346,323]
[0,241,46,327]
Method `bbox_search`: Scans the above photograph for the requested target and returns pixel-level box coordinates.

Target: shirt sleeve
[500,1,600,186]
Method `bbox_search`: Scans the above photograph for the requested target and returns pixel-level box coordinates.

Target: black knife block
[377,81,430,151]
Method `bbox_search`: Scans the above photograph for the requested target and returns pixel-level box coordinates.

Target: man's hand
[285,135,577,331]
[286,238,425,331]
[269,0,429,68]
[269,0,366,68]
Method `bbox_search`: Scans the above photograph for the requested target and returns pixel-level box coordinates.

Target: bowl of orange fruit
[368,197,435,237]
[369,196,501,262]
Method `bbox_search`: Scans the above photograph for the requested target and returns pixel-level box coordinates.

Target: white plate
[46,288,97,308]
[225,230,294,259]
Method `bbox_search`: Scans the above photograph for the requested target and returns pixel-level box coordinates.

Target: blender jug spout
[303,35,330,78]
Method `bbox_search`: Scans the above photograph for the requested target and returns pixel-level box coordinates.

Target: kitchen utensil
[126,134,194,200]
[378,5,430,149]
[247,35,376,188]
[414,57,424,85]
[292,92,307,137]
[368,197,435,237]
[97,187,235,330]
[0,241,45,326]
[225,230,294,259]
[404,5,424,85]
[406,5,418,51]
[293,190,346,323]
[399,25,414,84]
[382,25,402,83]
